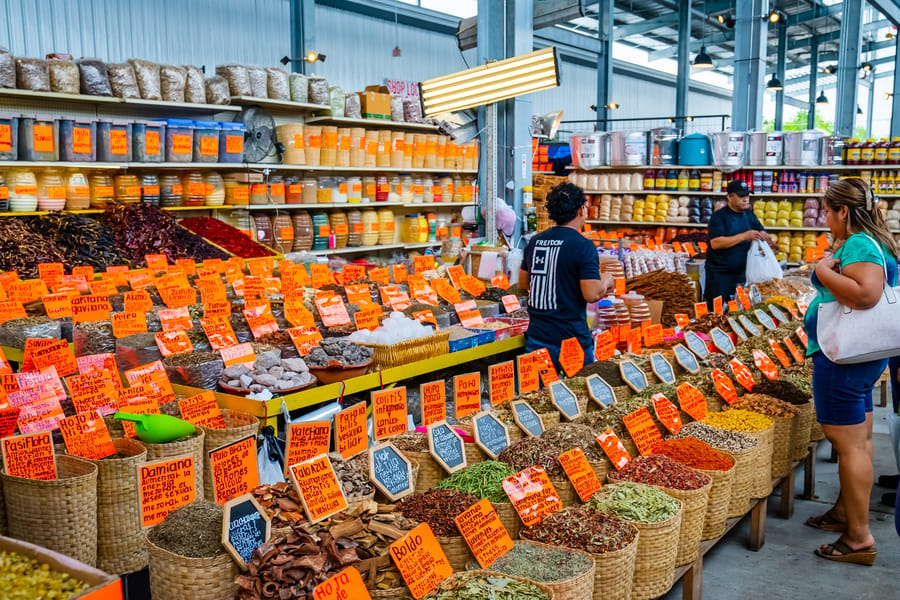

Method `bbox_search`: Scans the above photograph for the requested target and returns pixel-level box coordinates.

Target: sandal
[805,510,847,532]
[815,538,877,566]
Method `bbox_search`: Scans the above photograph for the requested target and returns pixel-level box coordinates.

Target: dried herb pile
[518,389,557,414]
[702,410,773,433]
[611,455,711,491]
[750,380,811,405]
[588,482,682,523]
[652,437,735,471]
[434,461,517,503]
[147,500,225,558]
[575,360,625,385]
[541,423,607,462]
[389,432,430,453]
[181,216,276,258]
[424,572,550,600]
[731,394,800,418]
[520,506,636,554]
[396,489,478,537]
[625,270,696,327]
[497,438,564,478]
[674,422,759,453]
[467,541,593,583]
[23,212,130,270]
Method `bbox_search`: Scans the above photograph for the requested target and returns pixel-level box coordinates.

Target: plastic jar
[403,214,419,243]
[159,174,183,207]
[97,121,133,162]
[360,210,379,246]
[19,115,58,161]
[304,125,322,166]
[277,123,305,165]
[301,177,317,204]
[347,209,363,247]
[362,176,376,203]
[890,137,900,165]
[141,173,160,205]
[412,178,425,203]
[416,214,429,243]
[89,173,115,209]
[59,119,96,162]
[272,214,294,253]
[132,120,165,162]
[333,178,348,204]
[254,214,274,247]
[268,175,286,204]
[875,139,889,165]
[320,126,338,166]
[387,176,402,203]
[317,177,334,204]
[435,216,449,241]
[164,119,194,162]
[250,180,268,205]
[114,174,142,204]
[336,128,351,167]
[224,174,250,206]
[311,212,330,250]
[377,208,395,244]
[8,170,38,212]
[285,176,302,204]
[398,175,414,203]
[181,171,206,206]
[65,171,91,210]
[861,138,876,165]
[376,175,389,202]
[346,176,362,203]
[218,122,246,163]
[845,138,861,165]
[0,115,19,161]
[37,169,66,211]
[204,171,225,206]
[426,213,437,242]
[192,120,220,163]
[0,173,8,211]
[292,211,314,252]
[331,211,349,248]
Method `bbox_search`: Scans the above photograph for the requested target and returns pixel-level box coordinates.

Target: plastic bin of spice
[192,120,220,163]
[19,115,58,161]
[57,119,96,162]
[218,122,246,163]
[97,120,133,162]
[132,120,165,162]
[0,114,18,161]
[164,119,194,162]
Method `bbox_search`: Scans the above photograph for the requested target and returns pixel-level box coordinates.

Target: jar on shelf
[360,210,380,246]
[439,175,454,201]
[403,214,419,243]
[36,169,66,211]
[347,209,363,247]
[277,123,305,165]
[333,178,348,204]
[304,125,323,166]
[97,120,133,162]
[431,177,444,203]
[140,173,160,206]
[435,216,449,241]
[317,177,334,204]
[204,171,225,206]
[387,175,401,202]
[254,214,275,247]
[399,175,414,203]
[250,179,268,205]
[159,174,183,208]
[181,171,206,206]
[65,171,91,210]
[301,177,317,204]
[331,211,349,248]
[285,176,302,204]
[311,212,331,250]
[377,130,391,168]
[9,170,38,212]
[336,128,351,167]
[416,214,429,243]
[0,115,18,161]
[349,127,365,167]
[0,172,8,212]
[412,177,425,203]
[320,126,338,166]
[192,120,220,163]
[390,131,405,168]
[114,173,142,204]
[268,175,286,204]
[362,176,376,203]
[346,176,362,203]
[272,214,294,254]
[426,213,437,242]
[376,175,389,202]
[89,173,115,209]
[377,208,395,245]
[223,173,250,206]
[292,211,313,252]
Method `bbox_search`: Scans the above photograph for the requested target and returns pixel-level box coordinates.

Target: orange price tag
[284,299,315,329]
[41,292,74,319]
[372,387,408,440]
[626,328,643,354]
[139,456,197,528]
[455,497,514,569]
[124,290,154,313]
[752,350,780,380]
[736,287,751,310]
[89,279,117,297]
[457,308,484,328]
[532,348,559,386]
[209,435,258,505]
[112,311,148,339]
[644,324,664,347]
[381,286,411,311]
[502,466,563,527]
[768,339,792,368]
[413,255,436,274]
[651,393,683,435]
[713,296,723,315]
[310,264,335,289]
[501,295,521,313]
[369,267,389,285]
[728,299,739,313]
[342,264,366,284]
[145,254,169,272]
[454,373,481,420]
[289,454,348,523]
[33,124,54,152]
[783,337,804,363]
[711,368,738,404]
[2,432,56,480]
[796,327,808,348]
[315,295,352,327]
[488,361,515,406]
[558,447,603,502]
[558,337,584,378]
[29,339,78,378]
[354,306,382,331]
[178,391,226,429]
[391,264,408,284]
[220,342,257,367]
[694,302,709,318]
[674,313,690,328]
[517,353,539,394]
[314,567,372,600]
[203,300,231,319]
[59,410,116,460]
[38,262,64,287]
[200,317,238,350]
[432,278,462,304]
[334,402,368,460]
[413,309,438,327]
[729,358,756,390]
[459,274,486,297]
[491,273,510,290]
[71,294,111,324]
[287,326,323,357]
[684,242,696,256]
[411,282,439,307]
[390,523,453,599]
[284,421,331,476]
[158,306,192,331]
[676,382,708,421]
[244,304,279,338]
[66,372,117,416]
[594,329,616,361]
[419,381,446,427]
[622,406,664,456]
[154,330,193,357]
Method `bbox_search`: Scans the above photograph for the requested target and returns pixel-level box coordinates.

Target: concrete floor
[661,390,898,600]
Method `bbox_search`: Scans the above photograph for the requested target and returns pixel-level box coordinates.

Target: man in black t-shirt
[704,179,771,306]
[520,183,614,368]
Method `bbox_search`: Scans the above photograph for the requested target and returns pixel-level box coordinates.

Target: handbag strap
[836,233,889,281]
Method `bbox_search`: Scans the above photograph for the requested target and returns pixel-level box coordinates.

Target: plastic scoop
[114,412,196,444]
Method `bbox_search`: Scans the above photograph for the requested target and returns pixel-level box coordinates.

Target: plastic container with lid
[181,171,206,206]
[114,174,142,204]
[320,126,338,166]
[360,210,379,246]
[0,173,8,211]
[333,178,348,204]
[204,171,225,206]
[347,209,363,246]
[254,214,275,247]
[250,180,268,205]
[861,138,876,165]
[37,169,66,211]
[311,212,330,250]
[97,121,133,162]
[435,216,449,241]
[8,170,38,212]
[362,176,376,203]
[403,214,419,243]
[59,119,96,162]
[285,176,302,204]
[272,214,294,254]
[317,177,334,204]
[164,119,194,162]
[399,175,414,203]
[192,121,220,163]
[346,176,362,203]
[377,208,395,245]
[19,115,58,161]
[845,138,861,165]
[218,122,246,163]
[875,139,889,165]
[0,115,19,161]
[890,138,900,165]
[140,173,160,205]
[89,173,115,208]
[301,177,317,204]
[376,175,389,202]
[292,211,314,252]
[426,212,437,242]
[416,214,429,243]
[268,175,286,204]
[132,121,165,162]
[65,171,91,210]
[412,177,425,203]
[223,173,250,206]
[331,211,349,248]
[159,174,183,207]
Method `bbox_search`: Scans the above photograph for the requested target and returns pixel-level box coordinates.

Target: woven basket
[769,413,797,480]
[586,523,640,600]
[200,409,258,500]
[724,445,756,518]
[437,534,472,572]
[538,411,561,431]
[450,570,557,598]
[695,458,736,540]
[707,393,726,414]
[88,438,149,575]
[810,403,825,441]
[359,331,449,370]
[588,458,609,486]
[791,402,813,461]
[623,505,683,600]
[621,436,639,460]
[464,442,486,466]
[506,423,523,445]
[400,450,443,494]
[3,455,98,566]
[147,537,238,600]
[373,460,419,504]
[492,501,521,540]
[552,478,576,508]
[748,425,775,498]
[0,475,6,536]
[612,386,633,403]
[369,584,411,599]
[143,430,206,501]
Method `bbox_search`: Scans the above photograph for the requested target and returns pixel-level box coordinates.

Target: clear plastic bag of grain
[160,65,186,102]
[107,62,140,98]
[16,58,50,92]
[308,76,329,105]
[289,73,308,102]
[0,317,61,349]
[216,64,250,97]
[204,75,231,105]
[329,86,345,117]
[390,95,405,122]
[74,321,117,356]
[48,58,80,94]
[183,65,206,103]
[163,351,225,390]
[77,58,113,96]
[116,332,163,371]
[265,67,290,100]
[0,48,15,88]
[404,98,423,123]
[247,66,267,98]
[344,93,362,119]
[129,58,161,99]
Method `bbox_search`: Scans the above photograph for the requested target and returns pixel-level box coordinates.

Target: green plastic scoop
[114,412,196,444]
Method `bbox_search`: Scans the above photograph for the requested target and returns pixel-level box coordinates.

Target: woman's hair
[823,178,898,256]
[546,182,586,224]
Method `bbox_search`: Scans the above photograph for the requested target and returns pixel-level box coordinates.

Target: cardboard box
[360,85,391,120]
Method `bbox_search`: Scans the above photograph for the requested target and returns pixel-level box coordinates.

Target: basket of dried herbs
[518,390,562,430]
[729,394,799,480]
[396,489,477,572]
[424,570,555,600]
[389,432,445,494]
[519,506,639,600]
[702,410,774,500]
[435,461,521,539]
[751,379,814,460]
[540,423,610,483]
[497,438,575,507]
[163,350,225,390]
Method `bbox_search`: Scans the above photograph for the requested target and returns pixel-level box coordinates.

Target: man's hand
[744,230,765,242]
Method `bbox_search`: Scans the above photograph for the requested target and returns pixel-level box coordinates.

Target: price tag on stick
[390,523,453,600]
[289,454,347,523]
[652,394,683,435]
[334,402,368,460]
[510,400,543,437]
[455,498,514,569]
[597,429,632,470]
[371,387,408,440]
[472,411,510,459]
[502,466,562,527]
[558,447,603,502]
[488,361,515,406]
[314,567,372,600]
[284,421,331,477]
[419,381,446,427]
[623,406,664,455]
[369,442,415,502]
[676,382,709,421]
[138,455,197,527]
[209,435,259,505]
[427,421,467,474]
[2,432,56,480]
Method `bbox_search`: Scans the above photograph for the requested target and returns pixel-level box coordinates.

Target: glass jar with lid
[37,169,67,211]
[272,214,294,253]
[452,176,464,202]
[317,177,334,204]
[362,176,377,203]
[361,210,380,246]
[141,173,160,206]
[114,174,142,204]
[269,175,286,204]
[159,174,183,207]
[376,175,390,202]
[65,171,91,210]
[311,212,331,250]
[403,214,419,243]
[250,180,268,205]
[181,171,206,206]
[347,209,363,247]
[285,176,302,204]
[435,216,449,241]
[333,177,348,204]
[377,209,395,245]
[400,175,415,203]
[89,173,115,209]
[9,170,38,212]
[346,177,362,203]
[0,172,8,212]
[292,211,313,252]
[412,177,425,203]
[204,172,225,206]
[223,174,250,206]
[439,175,454,201]
[331,211,349,248]
[301,177,317,204]
[387,175,402,202]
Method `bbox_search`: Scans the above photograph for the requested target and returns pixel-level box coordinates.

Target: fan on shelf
[237,107,281,163]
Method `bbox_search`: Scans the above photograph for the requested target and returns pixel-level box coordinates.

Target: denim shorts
[812,351,887,426]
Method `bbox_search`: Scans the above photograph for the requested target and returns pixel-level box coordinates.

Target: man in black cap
[704,179,771,307]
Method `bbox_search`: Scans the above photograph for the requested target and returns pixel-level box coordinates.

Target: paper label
[559,447,603,502]
[652,394,683,435]
[516,353,539,394]
[459,274,486,297]
[455,498,514,569]
[154,330,193,357]
[59,410,116,460]
[334,402,368,460]
[314,567,372,600]
[694,302,709,318]
[432,278,462,304]
[390,523,453,600]
[597,428,631,470]
[453,372,481,419]
[28,339,78,378]
[284,421,331,476]
[111,311,148,339]
[209,435,258,505]
[372,387,408,440]
[729,358,756,390]
[532,348,559,385]
[243,304,279,339]
[33,124,54,152]
[289,454,348,523]
[2,432,56,480]
[593,329,616,361]
[711,369,738,404]
[219,342,257,368]
[67,371,118,416]
[200,317,238,350]
[753,350,780,380]
[139,455,196,527]
[736,287,751,310]
[71,294,111,324]
[676,382,708,421]
[286,326,323,357]
[315,296,352,328]
[502,466,562,527]
[784,337,804,363]
[558,337,584,378]
[796,327,808,348]
[413,255,436,274]
[623,406,663,455]
[488,361,515,406]
[178,391,226,429]
[420,381,446,427]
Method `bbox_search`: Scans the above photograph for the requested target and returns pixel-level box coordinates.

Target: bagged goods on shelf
[159,65,186,102]
[404,97,423,123]
[47,57,80,94]
[15,57,50,91]
[288,72,308,102]
[216,64,251,97]
[203,75,230,105]
[183,65,205,103]
[106,62,140,99]
[308,76,330,105]
[390,94,405,122]
[77,58,113,96]
[0,48,14,88]
[265,66,289,100]
[328,85,345,117]
[129,58,162,99]
[246,65,267,98]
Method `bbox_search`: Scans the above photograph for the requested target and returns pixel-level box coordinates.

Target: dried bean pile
[434,461,517,503]
[498,437,564,478]
[520,506,636,554]
[612,455,711,491]
[674,422,759,453]
[395,489,478,537]
[652,437,735,471]
[23,213,130,270]
[625,270,696,327]
[731,394,800,418]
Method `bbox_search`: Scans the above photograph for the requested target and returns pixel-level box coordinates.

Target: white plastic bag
[745,240,782,284]
[257,425,286,484]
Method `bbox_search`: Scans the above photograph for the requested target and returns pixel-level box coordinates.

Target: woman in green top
[803,179,898,565]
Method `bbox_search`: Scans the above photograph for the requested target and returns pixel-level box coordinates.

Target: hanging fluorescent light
[693,46,714,69]
[419,47,560,115]
[766,76,783,91]
[815,90,829,105]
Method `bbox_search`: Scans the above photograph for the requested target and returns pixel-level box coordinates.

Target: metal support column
[505,0,533,249]
[775,23,788,130]
[835,0,864,138]
[732,0,768,130]
[289,0,316,75]
[675,0,692,129]
[891,36,900,136]
[808,36,819,130]
[596,0,614,130]
[867,72,876,137]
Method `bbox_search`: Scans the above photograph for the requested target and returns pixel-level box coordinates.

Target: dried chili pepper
[612,455,711,491]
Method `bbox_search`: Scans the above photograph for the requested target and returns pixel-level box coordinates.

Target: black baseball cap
[726,180,751,196]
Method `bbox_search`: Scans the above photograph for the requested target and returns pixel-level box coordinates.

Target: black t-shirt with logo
[706,206,764,273]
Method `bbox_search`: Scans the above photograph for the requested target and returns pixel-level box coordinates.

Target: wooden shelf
[229,96,331,113]
[305,116,438,132]
[0,88,241,113]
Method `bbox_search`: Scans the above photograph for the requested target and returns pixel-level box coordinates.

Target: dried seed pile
[147,500,225,558]
[674,422,759,453]
[520,506,636,554]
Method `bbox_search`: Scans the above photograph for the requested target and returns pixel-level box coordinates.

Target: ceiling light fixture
[306,51,326,63]
[766,75,783,91]
[885,92,894,100]
[823,65,838,75]
[606,102,620,110]
[768,10,786,23]
[816,90,829,105]
[693,46,714,69]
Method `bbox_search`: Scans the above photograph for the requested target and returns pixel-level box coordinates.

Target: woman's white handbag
[817,235,900,364]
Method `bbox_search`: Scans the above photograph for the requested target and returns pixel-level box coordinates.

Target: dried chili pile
[652,437,735,471]
[541,423,607,462]
[588,482,682,523]
[434,461,517,503]
[0,219,67,279]
[683,312,731,334]
[519,506,636,554]
[395,489,478,537]
[180,216,276,258]
[611,455,711,491]
[749,380,811,406]
[674,422,759,453]
[23,213,130,270]
[702,409,773,433]
[731,394,800,418]
[498,437,564,478]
